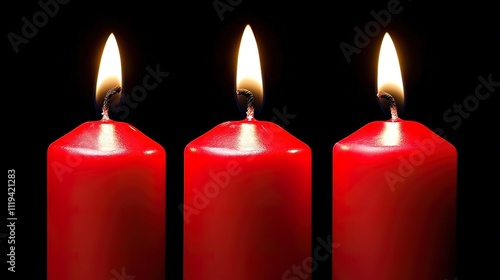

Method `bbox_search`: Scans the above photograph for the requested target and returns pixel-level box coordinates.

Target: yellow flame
[96,33,122,107]
[236,25,263,105]
[377,33,404,104]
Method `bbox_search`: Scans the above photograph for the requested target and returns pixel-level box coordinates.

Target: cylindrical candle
[331,33,457,280]
[183,94,312,280]
[47,34,166,280]
[182,25,312,280]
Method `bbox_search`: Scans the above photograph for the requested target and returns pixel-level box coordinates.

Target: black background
[3,0,499,279]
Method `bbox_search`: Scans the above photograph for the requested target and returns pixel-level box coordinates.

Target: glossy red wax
[332,119,456,280]
[47,119,166,280]
[183,118,312,280]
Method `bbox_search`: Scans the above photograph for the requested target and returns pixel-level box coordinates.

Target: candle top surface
[49,120,165,156]
[186,119,310,155]
[335,119,456,152]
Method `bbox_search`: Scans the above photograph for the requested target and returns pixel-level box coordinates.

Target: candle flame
[96,33,122,114]
[377,32,404,115]
[236,24,264,115]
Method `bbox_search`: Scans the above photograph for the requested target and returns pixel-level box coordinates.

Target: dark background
[3,0,499,279]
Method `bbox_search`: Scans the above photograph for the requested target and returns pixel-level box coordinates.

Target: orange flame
[377,32,404,114]
[236,24,263,113]
[95,33,122,113]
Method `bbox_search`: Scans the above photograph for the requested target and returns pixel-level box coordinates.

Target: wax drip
[236,88,255,121]
[377,90,399,122]
[102,86,122,120]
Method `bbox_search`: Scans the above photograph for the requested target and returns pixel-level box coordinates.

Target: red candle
[47,33,166,280]
[332,32,457,280]
[182,25,312,280]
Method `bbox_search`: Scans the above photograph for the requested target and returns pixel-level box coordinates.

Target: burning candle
[47,33,166,280]
[331,32,457,280]
[182,24,312,280]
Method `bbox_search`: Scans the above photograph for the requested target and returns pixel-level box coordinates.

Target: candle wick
[236,88,255,121]
[377,90,399,122]
[102,86,122,121]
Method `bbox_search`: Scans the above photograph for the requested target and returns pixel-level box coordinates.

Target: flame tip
[236,24,263,95]
[236,23,263,113]
[377,30,404,113]
[96,32,122,105]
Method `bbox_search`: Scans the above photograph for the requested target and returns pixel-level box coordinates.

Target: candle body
[183,119,312,280]
[47,120,166,280]
[332,120,456,280]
